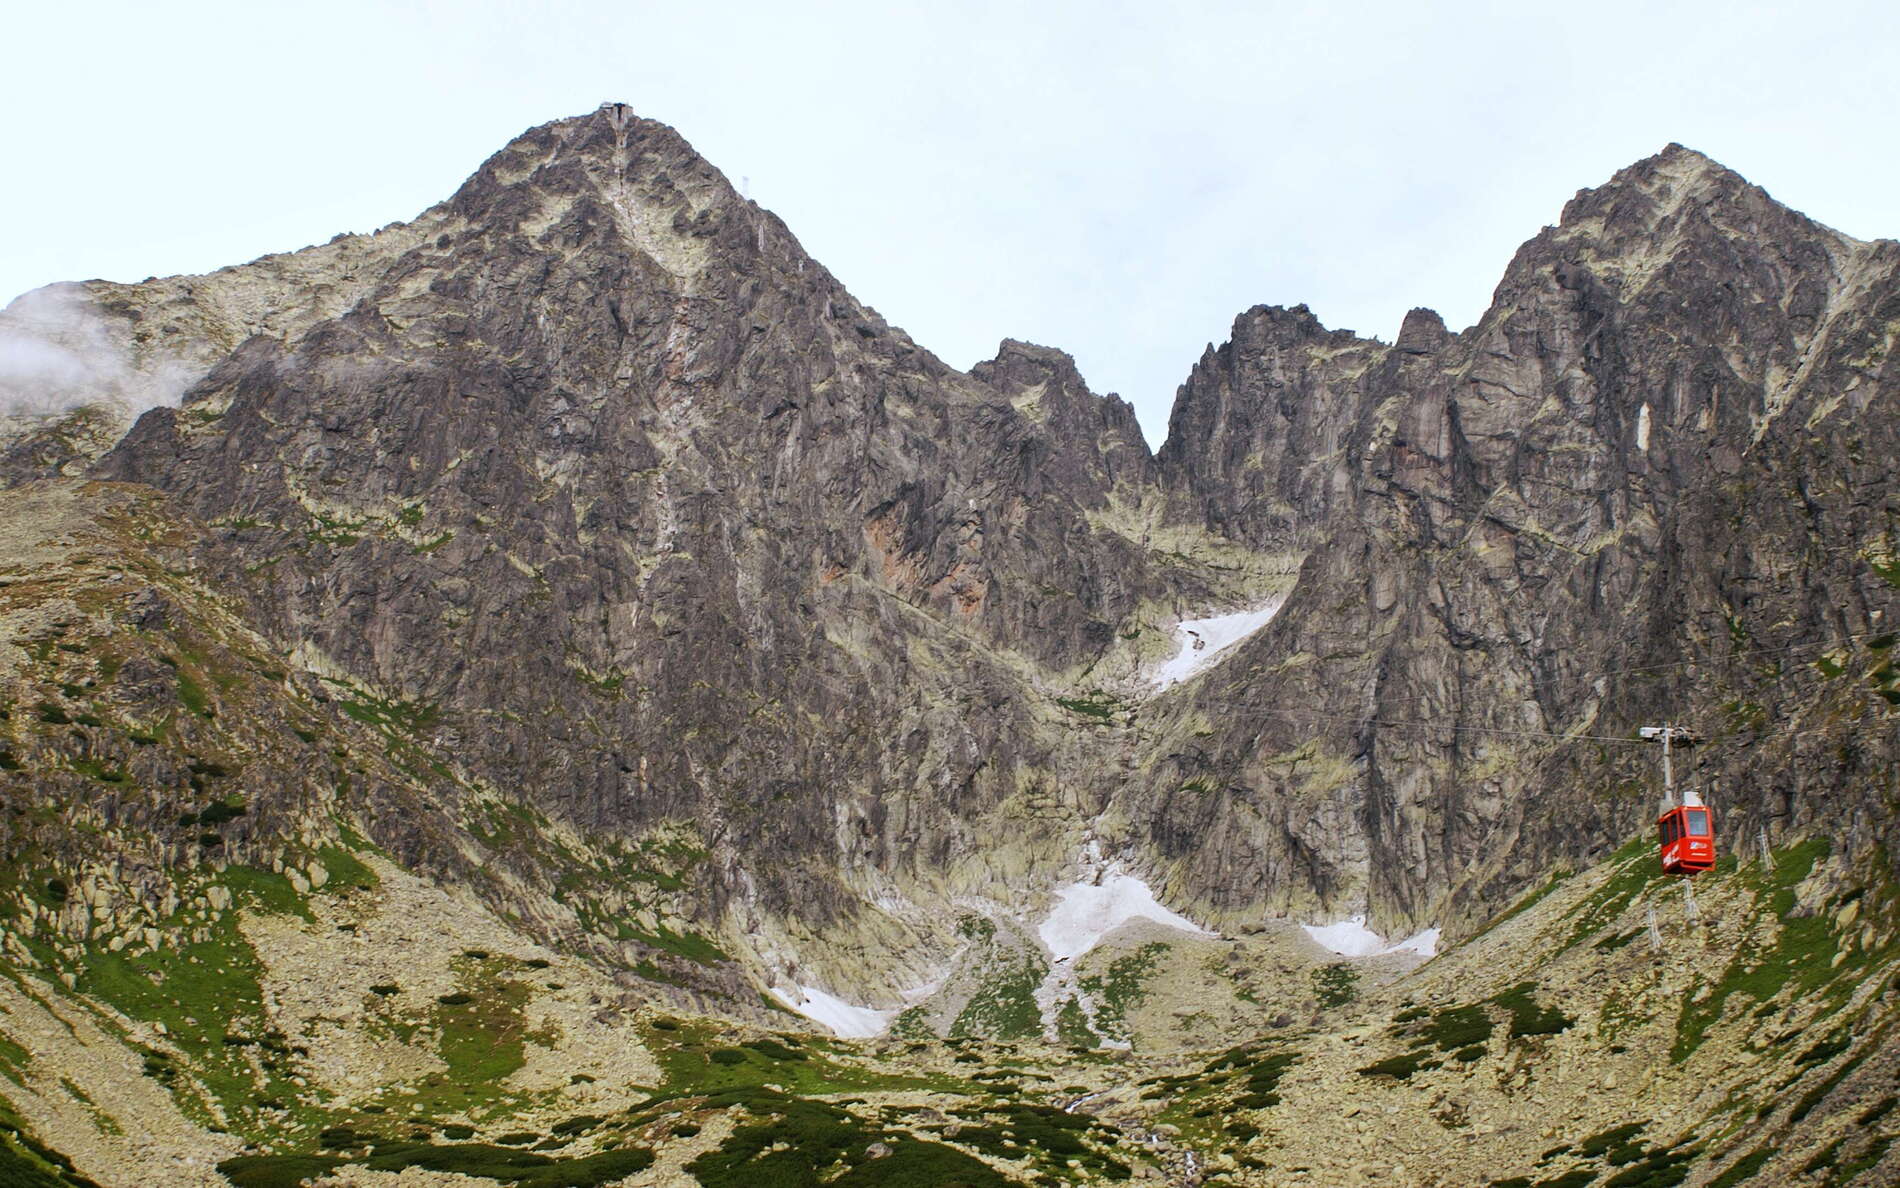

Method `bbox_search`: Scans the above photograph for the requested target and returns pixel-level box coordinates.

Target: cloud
[0,285,195,422]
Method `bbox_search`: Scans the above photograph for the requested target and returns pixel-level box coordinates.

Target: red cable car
[1643,724,1713,875]
[1658,804,1715,875]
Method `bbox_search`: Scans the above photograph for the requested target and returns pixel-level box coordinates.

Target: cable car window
[1686,812,1709,836]
[1661,818,1677,844]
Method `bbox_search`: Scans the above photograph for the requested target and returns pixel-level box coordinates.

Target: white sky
[4,0,1895,445]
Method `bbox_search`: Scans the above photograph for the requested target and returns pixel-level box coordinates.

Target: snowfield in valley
[1301,914,1440,958]
[1039,871,1214,962]
[1150,597,1288,689]
[767,984,896,1037]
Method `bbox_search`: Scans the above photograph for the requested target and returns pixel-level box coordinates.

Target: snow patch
[767,984,895,1038]
[1039,871,1213,962]
[1301,915,1440,959]
[1300,915,1387,957]
[1150,598,1287,689]
[1385,927,1440,957]
[1636,403,1652,451]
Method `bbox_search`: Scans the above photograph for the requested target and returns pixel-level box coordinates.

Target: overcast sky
[5,0,1895,444]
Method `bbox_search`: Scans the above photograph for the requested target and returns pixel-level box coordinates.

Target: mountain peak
[1650,140,1724,171]
[974,338,1087,387]
[1553,140,1854,254]
[971,337,1095,420]
[444,105,743,244]
[1559,143,1736,225]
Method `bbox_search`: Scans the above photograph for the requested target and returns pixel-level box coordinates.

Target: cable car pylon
[1642,724,1715,875]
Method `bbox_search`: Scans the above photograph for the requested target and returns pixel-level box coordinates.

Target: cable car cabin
[1658,805,1715,875]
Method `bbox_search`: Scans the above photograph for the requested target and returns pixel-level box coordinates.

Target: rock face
[2,111,1894,992]
[80,107,1238,991]
[1138,144,1900,935]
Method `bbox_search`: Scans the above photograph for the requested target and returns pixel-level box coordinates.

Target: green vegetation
[1787,1037,1876,1125]
[185,803,245,836]
[1055,690,1119,721]
[1226,1049,1299,1110]
[431,959,554,1089]
[66,757,128,785]
[630,925,729,966]
[1578,1125,1646,1158]
[1561,835,1664,951]
[686,1091,1010,1188]
[641,1019,946,1098]
[1424,1004,1493,1050]
[1054,997,1100,1048]
[573,667,624,695]
[313,844,378,891]
[1794,1030,1851,1067]
[949,951,1042,1041]
[468,800,542,852]
[1802,1138,1845,1177]
[1601,1143,1699,1187]
[1834,1137,1893,1184]
[1493,983,1573,1038]
[0,1031,32,1087]
[302,510,367,548]
[1472,870,1573,941]
[1312,962,1358,1008]
[1672,838,1847,1061]
[0,1112,99,1188]
[1079,943,1166,1042]
[1360,981,1565,1080]
[888,1006,935,1041]
[1357,1050,1441,1080]
[1510,1124,1705,1188]
[174,667,213,719]
[1705,1146,1772,1188]
[956,914,996,941]
[333,687,441,738]
[1596,989,1648,1044]
[333,952,568,1125]
[940,1100,1130,1183]
[221,866,315,920]
[1532,1172,1599,1188]
[218,1142,653,1188]
[71,873,318,1133]
[740,1037,805,1062]
[217,1155,347,1188]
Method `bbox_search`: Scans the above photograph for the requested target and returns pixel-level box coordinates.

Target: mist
[0,285,195,423]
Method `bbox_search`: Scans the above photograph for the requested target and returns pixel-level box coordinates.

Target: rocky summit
[0,105,1895,1187]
